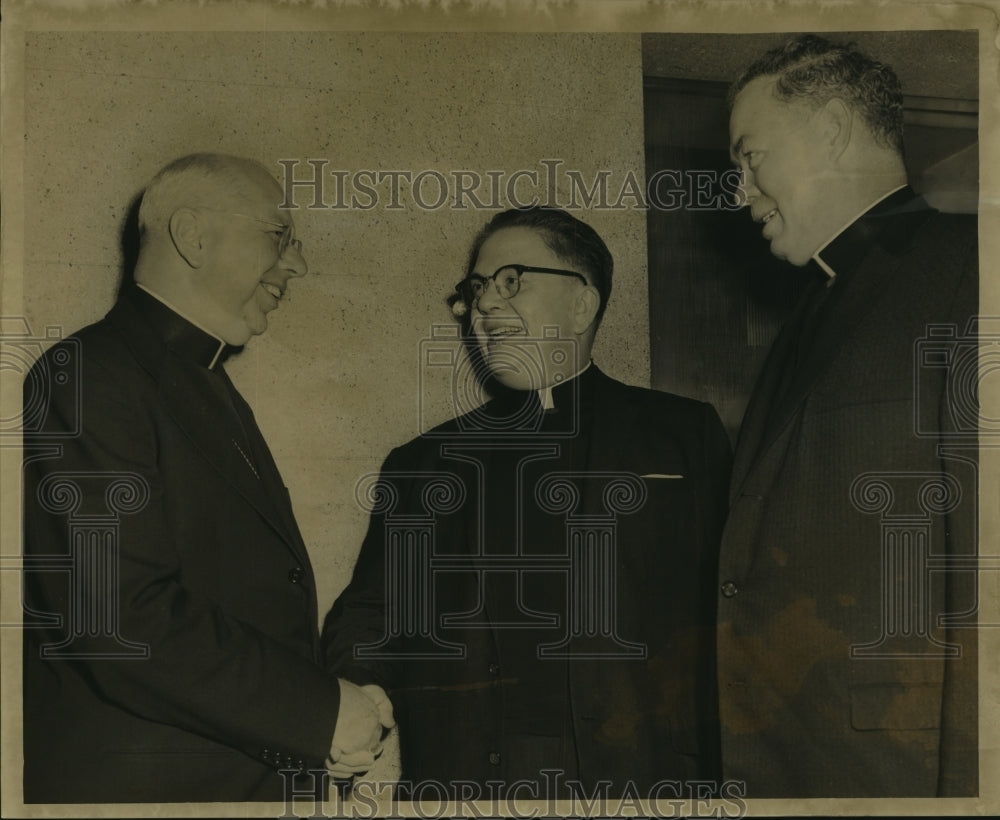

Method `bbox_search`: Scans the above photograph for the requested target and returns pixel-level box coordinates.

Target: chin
[220,328,252,347]
[780,252,813,267]
[484,355,547,393]
[770,240,811,268]
[238,313,270,341]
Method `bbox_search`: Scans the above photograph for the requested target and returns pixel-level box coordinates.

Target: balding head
[133,153,306,346]
[138,153,281,246]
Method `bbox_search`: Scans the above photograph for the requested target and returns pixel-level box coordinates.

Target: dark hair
[727,34,904,154]
[464,206,614,326]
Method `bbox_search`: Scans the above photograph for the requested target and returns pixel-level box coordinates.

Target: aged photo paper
[1,0,997,817]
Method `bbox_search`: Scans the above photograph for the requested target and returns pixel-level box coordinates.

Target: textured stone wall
[21,30,650,612]
[18,30,650,785]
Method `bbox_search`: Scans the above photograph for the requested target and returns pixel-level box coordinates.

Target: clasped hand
[326,679,395,779]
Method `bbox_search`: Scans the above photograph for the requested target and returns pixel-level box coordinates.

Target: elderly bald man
[22,153,391,803]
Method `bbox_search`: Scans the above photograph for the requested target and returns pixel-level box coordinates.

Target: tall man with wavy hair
[720,35,978,797]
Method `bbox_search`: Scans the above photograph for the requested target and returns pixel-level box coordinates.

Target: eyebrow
[253,215,288,229]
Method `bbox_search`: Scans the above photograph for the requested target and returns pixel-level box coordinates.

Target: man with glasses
[323,207,732,800]
[22,153,392,802]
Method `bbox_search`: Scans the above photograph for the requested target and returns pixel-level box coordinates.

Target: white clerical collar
[811,184,908,281]
[136,283,228,369]
[538,360,592,410]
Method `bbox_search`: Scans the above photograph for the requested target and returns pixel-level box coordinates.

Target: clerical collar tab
[812,185,914,282]
[132,285,229,370]
[537,360,593,410]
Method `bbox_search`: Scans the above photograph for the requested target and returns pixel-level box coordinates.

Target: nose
[280,240,308,277]
[739,168,761,204]
[475,278,506,313]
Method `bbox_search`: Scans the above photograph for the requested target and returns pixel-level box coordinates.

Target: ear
[572,285,601,336]
[168,207,206,268]
[819,97,853,162]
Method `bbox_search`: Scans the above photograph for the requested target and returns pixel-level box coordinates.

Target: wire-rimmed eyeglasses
[455,264,588,306]
[199,208,303,256]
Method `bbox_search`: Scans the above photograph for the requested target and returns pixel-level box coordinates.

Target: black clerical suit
[718,188,979,797]
[324,365,731,798]
[22,286,339,802]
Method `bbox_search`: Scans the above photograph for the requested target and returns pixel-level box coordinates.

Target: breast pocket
[637,474,693,507]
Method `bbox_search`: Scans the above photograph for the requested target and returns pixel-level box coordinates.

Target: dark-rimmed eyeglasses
[455,264,588,306]
[200,208,303,256]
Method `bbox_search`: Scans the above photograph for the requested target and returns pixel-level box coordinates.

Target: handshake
[327,679,396,779]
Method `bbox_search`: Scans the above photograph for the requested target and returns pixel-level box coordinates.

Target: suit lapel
[755,188,934,461]
[729,285,816,499]
[216,367,312,563]
[734,232,913,499]
[106,295,308,564]
[157,357,310,564]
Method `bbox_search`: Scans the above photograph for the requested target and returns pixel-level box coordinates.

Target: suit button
[288,567,304,584]
[488,663,500,676]
[721,580,739,598]
[488,751,501,765]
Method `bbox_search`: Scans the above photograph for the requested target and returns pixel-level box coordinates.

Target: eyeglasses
[455,264,588,306]
[200,208,303,256]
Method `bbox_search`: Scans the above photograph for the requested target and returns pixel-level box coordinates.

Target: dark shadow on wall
[116,192,143,299]
[642,44,978,444]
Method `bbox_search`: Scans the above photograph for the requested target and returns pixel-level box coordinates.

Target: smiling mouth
[260,282,283,300]
[483,326,525,346]
[760,209,778,224]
